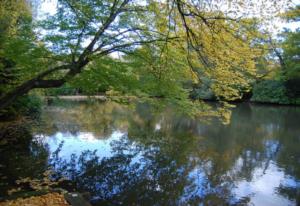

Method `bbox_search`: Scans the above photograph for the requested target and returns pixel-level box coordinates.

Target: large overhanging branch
[0,0,166,110]
[0,0,291,110]
[94,27,167,52]
[77,0,131,64]
[94,37,179,57]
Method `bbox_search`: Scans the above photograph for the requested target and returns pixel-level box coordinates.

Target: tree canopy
[0,0,295,111]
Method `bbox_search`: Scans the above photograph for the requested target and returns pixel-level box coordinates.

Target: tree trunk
[0,78,66,110]
[0,59,89,110]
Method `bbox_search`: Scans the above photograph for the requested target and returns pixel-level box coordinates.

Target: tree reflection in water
[0,101,299,205]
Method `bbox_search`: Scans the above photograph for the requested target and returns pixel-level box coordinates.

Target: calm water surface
[0,101,299,205]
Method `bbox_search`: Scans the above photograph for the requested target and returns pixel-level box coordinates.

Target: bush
[0,94,42,120]
[16,94,43,116]
[285,78,300,99]
[251,80,290,104]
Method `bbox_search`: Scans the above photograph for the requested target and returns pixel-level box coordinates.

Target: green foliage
[0,0,52,93]
[0,1,45,119]
[0,94,42,120]
[281,29,300,80]
[15,94,43,116]
[251,80,290,104]
[250,5,300,105]
[70,57,139,95]
[0,0,31,38]
[45,84,79,96]
[0,0,30,93]
[189,18,262,101]
[280,6,299,78]
[124,45,192,98]
[275,5,300,100]
[0,0,296,114]
[190,77,215,100]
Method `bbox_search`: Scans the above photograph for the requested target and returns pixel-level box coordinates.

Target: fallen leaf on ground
[0,192,70,206]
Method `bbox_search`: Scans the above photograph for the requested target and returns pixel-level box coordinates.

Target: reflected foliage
[0,102,300,205]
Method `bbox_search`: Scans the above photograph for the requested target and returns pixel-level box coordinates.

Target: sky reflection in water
[1,101,299,206]
[40,131,298,206]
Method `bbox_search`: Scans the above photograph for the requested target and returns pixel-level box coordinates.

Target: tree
[0,0,292,109]
[269,5,300,100]
[281,6,300,77]
[282,5,300,99]
[0,0,32,97]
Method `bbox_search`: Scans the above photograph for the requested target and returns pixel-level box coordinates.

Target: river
[0,101,299,205]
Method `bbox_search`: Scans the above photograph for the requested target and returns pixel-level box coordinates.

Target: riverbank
[44,95,139,103]
[45,95,300,106]
[46,95,108,101]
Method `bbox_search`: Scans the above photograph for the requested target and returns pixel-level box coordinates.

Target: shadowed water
[0,101,299,205]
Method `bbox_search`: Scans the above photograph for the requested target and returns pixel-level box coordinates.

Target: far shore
[45,95,108,101]
[44,95,138,102]
[44,95,299,106]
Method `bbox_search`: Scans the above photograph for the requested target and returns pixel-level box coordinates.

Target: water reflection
[0,101,299,205]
